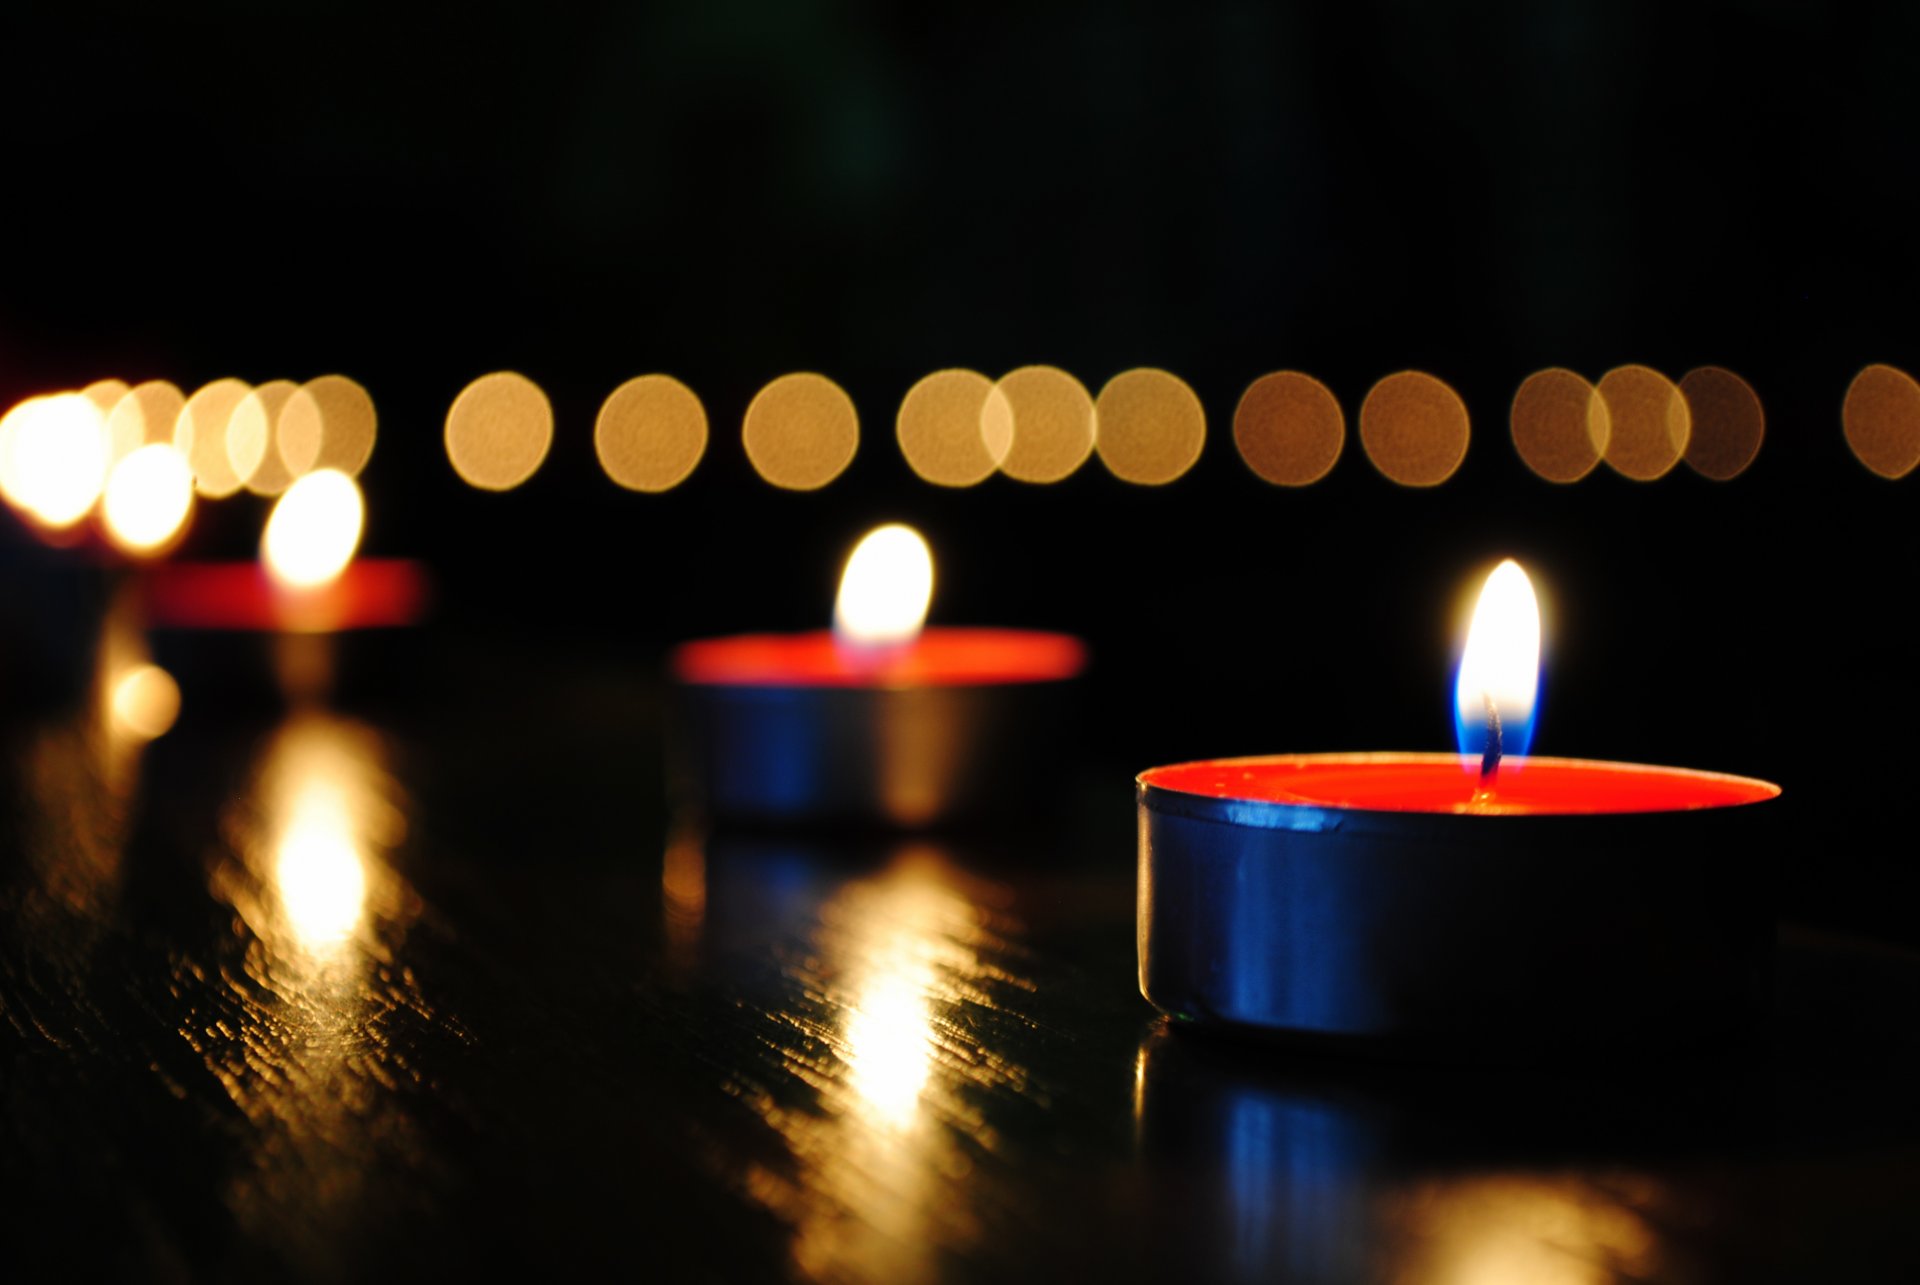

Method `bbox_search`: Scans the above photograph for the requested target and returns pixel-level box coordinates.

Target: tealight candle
[1137,560,1781,1051]
[671,523,1086,827]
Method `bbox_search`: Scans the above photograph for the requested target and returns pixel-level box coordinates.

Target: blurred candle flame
[102,443,196,555]
[0,393,111,530]
[834,524,934,649]
[1454,560,1540,765]
[262,468,364,590]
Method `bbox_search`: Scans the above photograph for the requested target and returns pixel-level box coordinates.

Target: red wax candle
[671,627,1086,688]
[1141,752,1779,816]
[670,627,1086,827]
[142,559,429,632]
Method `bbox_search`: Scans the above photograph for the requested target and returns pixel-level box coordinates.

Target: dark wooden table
[5,634,1919,1284]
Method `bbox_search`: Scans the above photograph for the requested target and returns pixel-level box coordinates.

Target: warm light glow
[0,393,111,528]
[843,965,934,1128]
[1597,365,1690,481]
[105,380,186,464]
[835,524,934,649]
[1842,364,1920,480]
[1233,371,1345,486]
[896,369,999,487]
[595,374,708,492]
[102,443,195,554]
[1360,371,1470,487]
[262,469,364,590]
[1679,366,1764,481]
[280,374,377,477]
[1454,560,1541,763]
[1094,368,1206,485]
[981,366,1094,484]
[1510,369,1610,483]
[275,777,368,948]
[177,378,254,498]
[228,379,300,495]
[743,373,859,491]
[110,663,181,740]
[445,371,553,491]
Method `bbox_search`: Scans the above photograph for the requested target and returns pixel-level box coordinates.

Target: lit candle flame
[102,443,195,555]
[262,468,364,590]
[834,524,934,650]
[0,393,111,530]
[1454,560,1541,770]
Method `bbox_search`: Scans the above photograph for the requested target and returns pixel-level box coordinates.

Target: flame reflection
[1134,1029,1676,1283]
[689,838,1032,1282]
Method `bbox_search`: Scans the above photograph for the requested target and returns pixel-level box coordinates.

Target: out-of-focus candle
[671,523,1085,827]
[143,470,426,633]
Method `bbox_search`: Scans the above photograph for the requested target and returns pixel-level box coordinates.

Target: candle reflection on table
[1131,1027,1736,1285]
[663,832,1036,1282]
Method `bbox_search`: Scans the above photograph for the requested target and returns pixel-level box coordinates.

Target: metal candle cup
[670,628,1084,828]
[1137,752,1781,1052]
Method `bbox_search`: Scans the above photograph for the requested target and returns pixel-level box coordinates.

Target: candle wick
[1479,692,1503,788]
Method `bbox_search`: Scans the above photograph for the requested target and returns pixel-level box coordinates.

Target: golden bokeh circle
[981,366,1094,484]
[1597,365,1690,481]
[281,374,377,478]
[1678,367,1764,481]
[896,369,999,488]
[595,374,708,493]
[1842,364,1920,480]
[1358,371,1470,487]
[1232,371,1344,486]
[176,378,253,498]
[1510,368,1609,483]
[742,373,859,491]
[445,371,554,492]
[1094,368,1206,486]
[228,379,300,496]
[106,380,186,465]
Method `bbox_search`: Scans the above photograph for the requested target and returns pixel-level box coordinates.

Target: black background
[1,1,1915,936]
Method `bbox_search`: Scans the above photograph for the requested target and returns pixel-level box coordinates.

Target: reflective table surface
[5,632,1920,1284]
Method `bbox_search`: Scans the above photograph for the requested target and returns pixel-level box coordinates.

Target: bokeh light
[981,366,1094,484]
[1359,371,1470,487]
[1596,365,1690,481]
[445,371,553,491]
[110,663,181,741]
[1678,367,1764,481]
[0,392,111,528]
[177,378,253,498]
[595,374,708,492]
[1842,363,1920,480]
[102,443,195,555]
[1232,371,1344,486]
[228,379,300,496]
[263,469,364,590]
[895,369,998,488]
[743,372,859,491]
[1510,368,1609,483]
[80,379,130,425]
[281,374,377,477]
[1094,368,1205,486]
[105,380,186,465]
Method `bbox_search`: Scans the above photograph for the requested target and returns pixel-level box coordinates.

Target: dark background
[1,2,1914,936]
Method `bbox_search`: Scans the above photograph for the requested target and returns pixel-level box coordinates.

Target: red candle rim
[1139,752,1780,817]
[672,627,1086,688]
[142,559,429,632]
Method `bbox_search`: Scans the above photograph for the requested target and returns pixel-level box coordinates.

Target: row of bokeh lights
[0,375,375,556]
[7,363,1920,543]
[448,363,1920,493]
